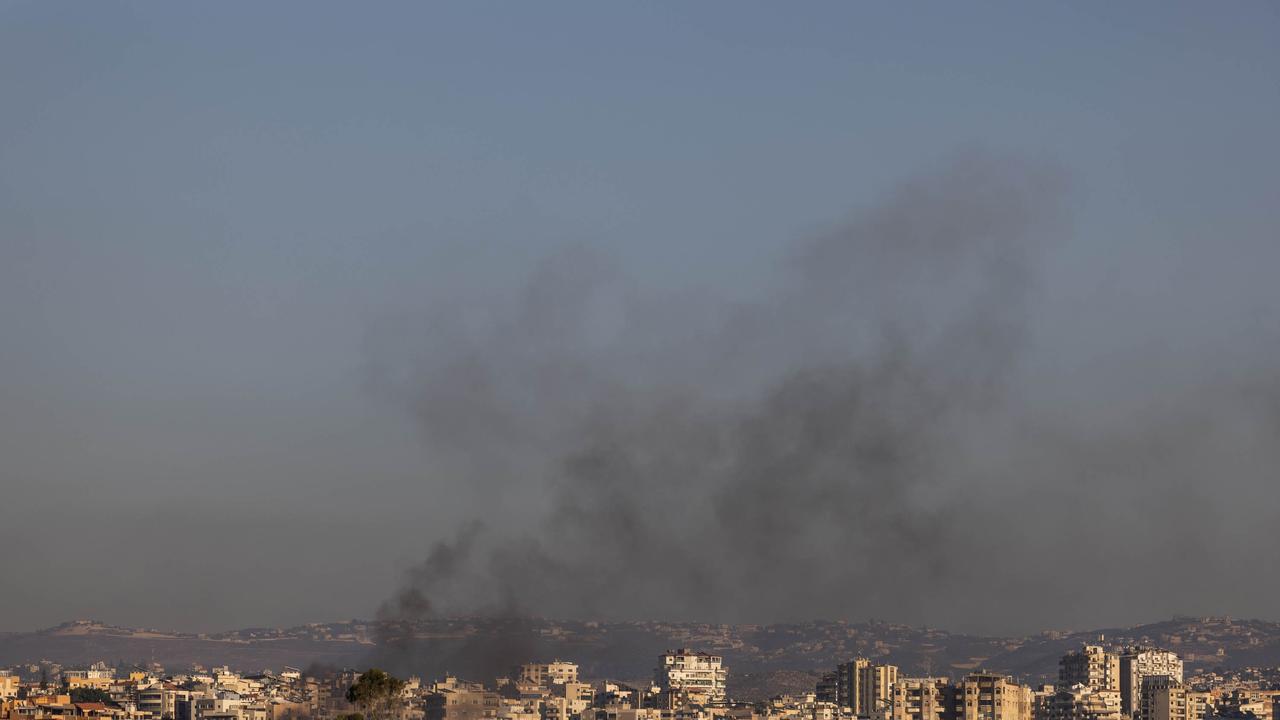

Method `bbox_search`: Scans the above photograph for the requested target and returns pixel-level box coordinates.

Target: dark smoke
[366,149,1280,647]
[371,523,537,679]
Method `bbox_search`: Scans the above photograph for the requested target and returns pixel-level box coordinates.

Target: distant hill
[4,616,1279,700]
[0,620,370,674]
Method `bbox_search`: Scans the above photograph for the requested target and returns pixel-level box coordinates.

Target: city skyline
[2,635,1279,711]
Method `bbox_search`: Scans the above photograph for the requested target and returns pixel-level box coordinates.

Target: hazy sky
[1,2,1278,635]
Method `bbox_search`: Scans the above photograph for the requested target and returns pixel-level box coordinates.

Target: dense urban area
[4,619,1280,720]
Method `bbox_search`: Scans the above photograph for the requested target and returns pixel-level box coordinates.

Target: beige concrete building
[958,674,1032,720]
[0,673,19,701]
[860,665,899,718]
[138,683,190,718]
[425,677,501,720]
[1225,690,1280,720]
[1137,677,1186,720]
[826,659,898,717]
[1183,692,1212,720]
[542,682,595,720]
[497,702,541,720]
[519,664,579,689]
[836,660,871,713]
[890,678,957,720]
[1059,648,1120,694]
[600,710,666,720]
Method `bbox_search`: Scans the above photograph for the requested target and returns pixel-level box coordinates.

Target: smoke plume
[366,149,1280,642]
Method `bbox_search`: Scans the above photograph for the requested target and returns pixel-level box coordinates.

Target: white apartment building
[656,650,728,707]
[1119,650,1182,718]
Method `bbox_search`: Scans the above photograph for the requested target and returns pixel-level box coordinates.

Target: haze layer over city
[2,0,1279,646]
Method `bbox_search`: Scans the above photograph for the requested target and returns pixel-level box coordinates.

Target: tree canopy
[69,688,114,704]
[346,669,404,720]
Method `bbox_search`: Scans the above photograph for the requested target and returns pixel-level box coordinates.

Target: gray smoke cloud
[366,150,1280,636]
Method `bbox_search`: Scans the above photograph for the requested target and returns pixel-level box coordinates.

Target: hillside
[4,616,1279,700]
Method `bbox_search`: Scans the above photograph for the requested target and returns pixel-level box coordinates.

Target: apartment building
[542,683,595,720]
[1059,648,1120,694]
[1137,677,1187,720]
[860,665,900,718]
[424,678,501,720]
[1183,693,1211,720]
[137,683,189,719]
[822,659,899,717]
[1119,650,1182,718]
[518,665,579,689]
[817,674,841,707]
[655,651,727,707]
[889,678,957,720]
[958,674,1032,720]
[64,666,115,692]
[1036,686,1121,720]
[836,661,870,714]
[597,710,665,720]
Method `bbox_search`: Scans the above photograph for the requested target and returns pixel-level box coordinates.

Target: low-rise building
[426,677,501,720]
[519,665,578,689]
[0,674,19,701]
[1036,686,1121,720]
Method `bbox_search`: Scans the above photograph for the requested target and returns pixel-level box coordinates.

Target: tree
[346,669,405,720]
[70,688,113,704]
